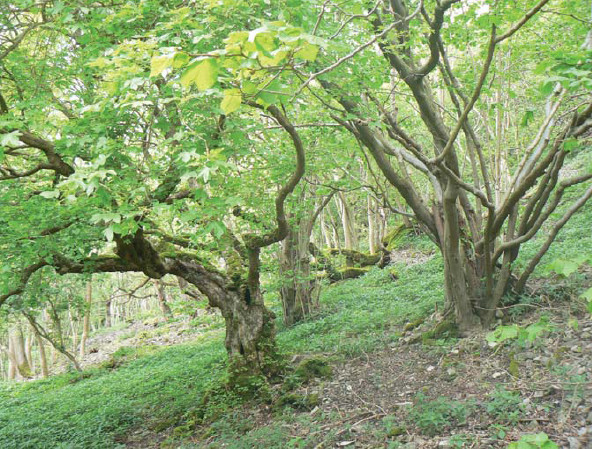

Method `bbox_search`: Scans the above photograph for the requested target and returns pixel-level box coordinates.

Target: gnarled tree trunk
[220,290,279,375]
[279,225,315,326]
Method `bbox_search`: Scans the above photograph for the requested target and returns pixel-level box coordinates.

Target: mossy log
[332,267,369,281]
[327,248,381,267]
[381,224,411,251]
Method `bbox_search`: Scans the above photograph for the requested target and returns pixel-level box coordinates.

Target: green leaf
[521,110,534,127]
[539,81,554,96]
[508,433,559,449]
[172,52,190,68]
[294,43,318,61]
[521,320,551,343]
[205,221,225,238]
[198,166,211,183]
[242,80,258,94]
[581,287,592,301]
[540,442,558,449]
[39,190,61,199]
[104,226,114,242]
[254,32,276,55]
[486,325,519,345]
[563,138,578,152]
[525,433,550,444]
[150,55,172,77]
[546,258,582,277]
[180,58,219,90]
[220,89,242,114]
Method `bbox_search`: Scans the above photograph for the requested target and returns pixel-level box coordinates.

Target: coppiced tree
[247,0,592,330]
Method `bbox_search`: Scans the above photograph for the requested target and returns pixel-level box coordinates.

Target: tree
[1,0,591,391]
[249,0,592,330]
[0,0,311,377]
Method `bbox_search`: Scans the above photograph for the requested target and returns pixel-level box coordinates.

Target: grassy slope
[0,253,443,449]
[1,189,590,448]
[0,333,226,449]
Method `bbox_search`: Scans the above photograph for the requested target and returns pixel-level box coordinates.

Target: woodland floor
[79,312,218,370]
[119,307,592,449]
[2,234,591,449]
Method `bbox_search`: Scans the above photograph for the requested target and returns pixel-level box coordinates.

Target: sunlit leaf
[180,58,219,90]
[150,55,172,77]
[221,89,242,114]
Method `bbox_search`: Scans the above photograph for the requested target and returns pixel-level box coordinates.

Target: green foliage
[486,317,554,347]
[485,386,525,425]
[382,415,406,437]
[0,253,443,448]
[544,255,590,277]
[293,358,332,381]
[583,287,592,315]
[283,357,333,390]
[449,434,471,448]
[275,392,319,411]
[0,338,226,449]
[180,58,219,90]
[516,179,592,280]
[507,433,559,449]
[405,393,474,437]
[421,320,458,345]
[277,256,444,356]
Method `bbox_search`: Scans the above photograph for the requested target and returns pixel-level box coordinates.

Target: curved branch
[243,103,306,249]
[431,25,497,164]
[0,261,49,308]
[415,0,460,77]
[495,0,551,44]
[492,174,592,263]
[516,183,592,292]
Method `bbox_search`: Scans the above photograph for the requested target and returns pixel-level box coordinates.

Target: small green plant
[449,433,470,448]
[486,316,553,347]
[544,256,589,277]
[406,393,473,436]
[485,386,524,425]
[382,415,406,437]
[581,287,592,315]
[490,423,508,441]
[507,433,558,449]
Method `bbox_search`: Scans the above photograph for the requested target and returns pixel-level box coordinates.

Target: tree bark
[337,193,357,252]
[154,279,173,318]
[79,279,92,358]
[34,327,49,378]
[8,325,32,379]
[104,296,112,328]
[279,225,315,326]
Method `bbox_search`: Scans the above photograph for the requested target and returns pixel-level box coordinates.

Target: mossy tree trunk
[279,225,315,326]
[220,290,280,376]
[279,192,333,326]
[2,104,305,381]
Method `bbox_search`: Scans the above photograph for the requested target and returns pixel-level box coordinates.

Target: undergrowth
[0,255,444,448]
[0,198,588,449]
